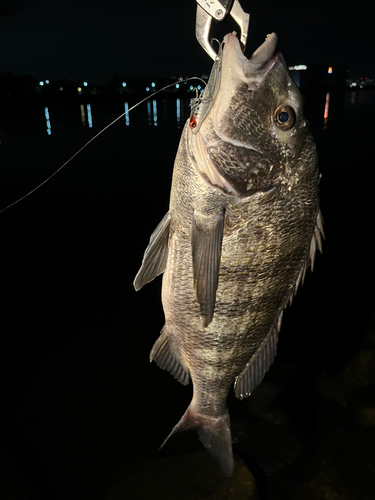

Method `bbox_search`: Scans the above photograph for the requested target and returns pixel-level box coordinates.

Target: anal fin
[150,327,189,386]
[134,212,171,291]
[192,210,224,327]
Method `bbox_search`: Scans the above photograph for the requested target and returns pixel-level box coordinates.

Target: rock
[295,428,375,500]
[105,450,258,500]
[346,385,375,426]
[319,348,375,407]
[231,418,304,476]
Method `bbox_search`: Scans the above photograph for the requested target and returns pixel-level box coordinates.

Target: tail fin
[161,405,234,477]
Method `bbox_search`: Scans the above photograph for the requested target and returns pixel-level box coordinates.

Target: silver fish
[134,32,323,476]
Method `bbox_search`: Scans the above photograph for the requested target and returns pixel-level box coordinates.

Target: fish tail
[160,405,234,477]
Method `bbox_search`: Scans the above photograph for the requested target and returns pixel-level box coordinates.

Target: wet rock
[295,428,375,500]
[319,348,375,407]
[244,381,291,427]
[232,418,305,476]
[346,385,375,426]
[105,450,258,500]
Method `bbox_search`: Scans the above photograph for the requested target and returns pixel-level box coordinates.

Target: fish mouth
[222,32,279,83]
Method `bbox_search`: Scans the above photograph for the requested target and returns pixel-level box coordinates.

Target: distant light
[146,87,150,91]
[328,67,333,74]
[197,85,201,90]
[288,65,307,71]
[83,81,88,87]
[59,87,63,91]
[39,81,44,86]
[45,80,49,84]
[350,82,357,87]
[151,82,156,88]
[77,86,82,95]
[122,82,127,87]
[175,84,180,89]
[190,85,194,90]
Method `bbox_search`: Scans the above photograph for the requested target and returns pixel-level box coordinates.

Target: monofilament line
[0,77,206,213]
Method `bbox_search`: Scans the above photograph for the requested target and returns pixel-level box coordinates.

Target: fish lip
[222,32,279,81]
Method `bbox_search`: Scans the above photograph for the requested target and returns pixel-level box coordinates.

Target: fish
[134,32,323,476]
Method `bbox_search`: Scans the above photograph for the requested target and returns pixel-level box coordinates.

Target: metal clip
[196,0,250,60]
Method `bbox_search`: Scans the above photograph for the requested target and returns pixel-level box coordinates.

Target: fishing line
[0,77,206,213]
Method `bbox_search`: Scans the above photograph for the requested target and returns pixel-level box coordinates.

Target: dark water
[1,89,374,500]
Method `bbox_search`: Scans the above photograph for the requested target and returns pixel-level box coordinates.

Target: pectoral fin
[133,212,171,291]
[192,210,224,327]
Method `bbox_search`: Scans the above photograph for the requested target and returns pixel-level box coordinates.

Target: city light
[151,82,156,88]
[39,81,44,86]
[288,65,307,71]
[83,81,88,87]
[328,67,333,74]
[146,87,150,91]
[175,84,179,89]
[122,82,127,87]
[190,85,194,90]
[197,85,201,90]
[45,80,49,84]
[77,87,82,95]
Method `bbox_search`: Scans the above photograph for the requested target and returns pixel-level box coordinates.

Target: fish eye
[274,105,296,130]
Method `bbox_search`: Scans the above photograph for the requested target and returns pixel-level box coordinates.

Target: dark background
[1,2,375,499]
[1,0,375,81]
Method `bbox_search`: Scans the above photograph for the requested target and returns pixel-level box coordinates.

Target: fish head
[188,33,318,197]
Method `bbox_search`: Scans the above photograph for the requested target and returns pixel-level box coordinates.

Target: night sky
[1,0,374,82]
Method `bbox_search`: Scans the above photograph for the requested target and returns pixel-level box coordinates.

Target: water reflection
[176,98,181,129]
[147,100,158,126]
[80,104,93,127]
[37,91,363,135]
[153,100,158,126]
[80,104,86,126]
[87,104,93,128]
[323,92,330,129]
[147,101,152,126]
[44,107,51,135]
[124,102,130,126]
